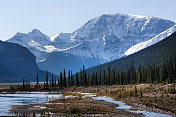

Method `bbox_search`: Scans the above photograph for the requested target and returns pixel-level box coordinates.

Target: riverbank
[1,83,176,116]
[10,92,141,117]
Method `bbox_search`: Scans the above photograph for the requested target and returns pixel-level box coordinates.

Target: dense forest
[16,32,176,91]
[18,55,176,92]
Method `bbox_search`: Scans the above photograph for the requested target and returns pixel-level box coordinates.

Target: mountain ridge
[86,31,176,74]
[6,13,175,75]
[0,40,56,82]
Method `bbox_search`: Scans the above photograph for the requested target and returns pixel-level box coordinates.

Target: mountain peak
[29,29,42,34]
[96,13,148,21]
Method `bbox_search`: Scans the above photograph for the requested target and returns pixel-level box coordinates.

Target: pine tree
[108,65,111,85]
[36,73,39,87]
[91,74,94,86]
[155,65,160,83]
[63,69,67,87]
[68,70,71,87]
[174,55,176,81]
[76,72,79,87]
[80,69,83,86]
[60,71,63,88]
[84,70,87,86]
[117,70,120,85]
[54,78,56,87]
[58,76,60,86]
[83,65,85,86]
[22,78,25,91]
[103,69,106,85]
[161,63,168,83]
[46,70,48,89]
[95,72,98,86]
[99,68,102,85]
[137,64,142,84]
[51,73,54,88]
[87,74,90,86]
[168,57,174,83]
[70,70,74,86]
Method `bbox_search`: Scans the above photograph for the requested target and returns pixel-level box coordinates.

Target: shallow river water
[81,93,172,117]
[0,92,173,116]
[0,92,62,116]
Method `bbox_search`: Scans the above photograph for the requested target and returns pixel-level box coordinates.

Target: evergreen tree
[36,73,39,88]
[46,70,48,89]
[51,73,54,88]
[91,74,94,86]
[54,78,56,86]
[108,65,111,85]
[117,70,120,85]
[174,55,176,81]
[22,78,25,91]
[60,71,63,88]
[70,70,74,86]
[137,72,140,84]
[87,74,90,86]
[137,64,142,84]
[84,70,88,86]
[168,57,174,83]
[83,65,85,86]
[161,63,168,83]
[99,68,102,85]
[103,69,106,85]
[68,70,71,86]
[155,65,160,83]
[63,69,67,87]
[76,72,79,87]
[80,69,83,86]
[95,72,98,86]
[58,76,60,86]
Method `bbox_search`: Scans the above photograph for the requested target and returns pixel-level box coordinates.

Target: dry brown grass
[47,96,118,114]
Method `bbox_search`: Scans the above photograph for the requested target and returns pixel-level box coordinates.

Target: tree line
[19,56,176,91]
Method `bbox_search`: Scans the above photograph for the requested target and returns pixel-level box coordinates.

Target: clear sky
[0,0,175,41]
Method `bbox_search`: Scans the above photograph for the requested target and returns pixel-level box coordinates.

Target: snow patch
[125,25,176,56]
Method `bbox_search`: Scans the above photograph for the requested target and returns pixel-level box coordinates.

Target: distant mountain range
[6,13,175,75]
[0,41,54,83]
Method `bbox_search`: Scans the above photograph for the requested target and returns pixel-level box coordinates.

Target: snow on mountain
[50,32,77,50]
[7,29,53,62]
[71,13,174,43]
[7,13,175,74]
[125,25,176,56]
[64,13,175,63]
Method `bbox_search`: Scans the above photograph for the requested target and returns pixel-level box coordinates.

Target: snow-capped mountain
[63,13,175,63]
[125,25,176,56]
[7,29,51,61]
[7,13,175,75]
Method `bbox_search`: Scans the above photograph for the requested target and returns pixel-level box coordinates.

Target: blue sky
[0,0,175,41]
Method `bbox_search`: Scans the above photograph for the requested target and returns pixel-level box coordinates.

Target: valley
[0,8,176,117]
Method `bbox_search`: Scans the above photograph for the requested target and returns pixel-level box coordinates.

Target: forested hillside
[87,32,176,73]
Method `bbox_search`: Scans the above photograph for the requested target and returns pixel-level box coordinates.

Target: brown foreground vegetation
[10,92,141,117]
[0,83,175,116]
